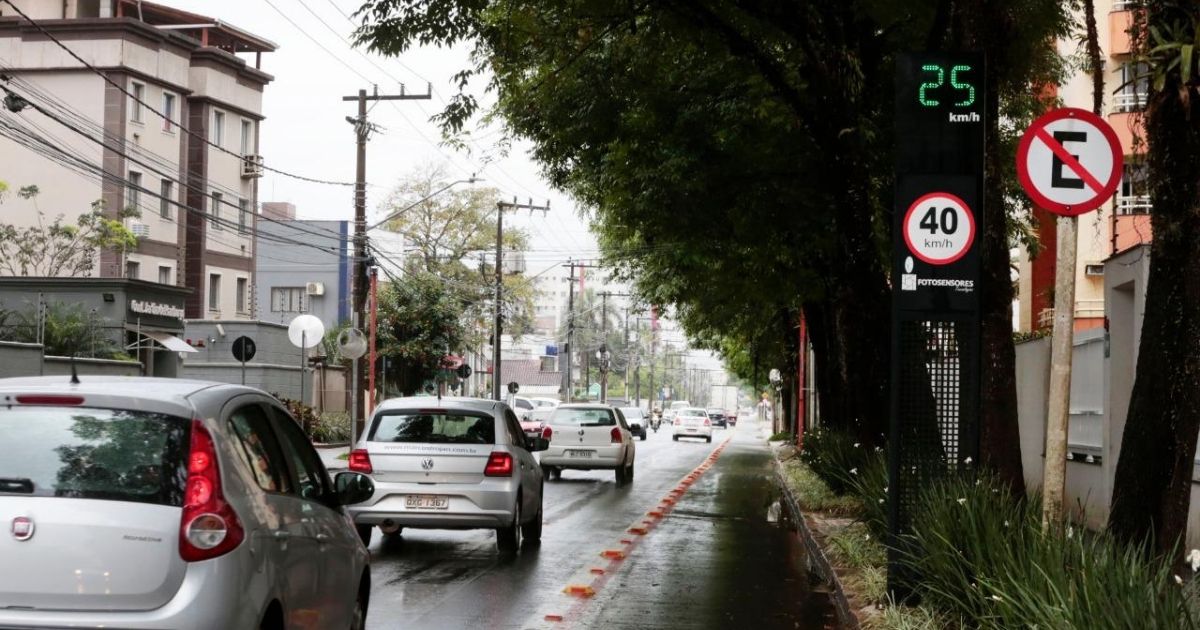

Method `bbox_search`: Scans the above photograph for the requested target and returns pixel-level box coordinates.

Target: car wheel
[521,493,543,544]
[639,431,647,441]
[627,460,635,482]
[615,463,628,485]
[706,435,712,443]
[672,435,679,441]
[541,465,553,480]
[355,525,372,546]
[497,498,522,553]
[350,579,369,630]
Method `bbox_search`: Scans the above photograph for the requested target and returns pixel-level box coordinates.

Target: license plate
[405,495,449,510]
[566,449,594,458]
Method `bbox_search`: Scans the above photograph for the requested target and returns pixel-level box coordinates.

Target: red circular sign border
[1016,107,1124,217]
[902,191,976,266]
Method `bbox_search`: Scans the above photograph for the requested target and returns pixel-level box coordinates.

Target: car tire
[672,435,679,441]
[522,493,543,544]
[350,578,369,630]
[497,498,522,553]
[541,465,553,480]
[355,525,372,546]
[615,463,628,485]
[627,460,635,482]
[639,431,647,441]
[706,435,712,443]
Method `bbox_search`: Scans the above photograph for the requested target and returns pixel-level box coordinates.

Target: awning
[144,331,198,353]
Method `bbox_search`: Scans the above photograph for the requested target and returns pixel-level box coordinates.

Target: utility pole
[343,84,430,429]
[492,197,550,400]
[562,260,597,403]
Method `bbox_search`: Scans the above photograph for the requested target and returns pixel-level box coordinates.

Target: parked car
[0,376,374,630]
[673,407,714,443]
[618,407,648,440]
[706,408,728,428]
[347,397,546,552]
[511,396,537,422]
[539,404,637,484]
[521,407,554,441]
[530,397,561,409]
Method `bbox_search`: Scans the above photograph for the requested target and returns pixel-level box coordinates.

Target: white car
[673,407,714,442]
[539,404,636,484]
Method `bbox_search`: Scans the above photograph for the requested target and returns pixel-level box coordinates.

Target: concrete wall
[0,341,141,378]
[255,220,350,329]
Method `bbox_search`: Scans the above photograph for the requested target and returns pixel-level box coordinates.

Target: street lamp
[596,344,611,403]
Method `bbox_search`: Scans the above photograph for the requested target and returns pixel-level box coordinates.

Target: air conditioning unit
[305,282,325,296]
[241,154,264,179]
[130,223,150,238]
[1084,264,1105,277]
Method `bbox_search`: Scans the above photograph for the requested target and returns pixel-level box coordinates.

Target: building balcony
[1108,111,1145,156]
[1109,6,1138,57]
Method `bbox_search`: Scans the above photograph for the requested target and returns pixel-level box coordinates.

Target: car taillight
[704,418,712,426]
[484,452,514,477]
[542,426,553,441]
[610,427,622,443]
[15,395,84,405]
[180,419,243,562]
[349,449,373,473]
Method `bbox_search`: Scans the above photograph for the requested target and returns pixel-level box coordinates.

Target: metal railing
[1111,92,1147,113]
[1116,194,1151,214]
[1112,0,1140,10]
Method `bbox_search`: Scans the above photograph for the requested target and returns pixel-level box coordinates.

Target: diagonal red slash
[1033,127,1105,193]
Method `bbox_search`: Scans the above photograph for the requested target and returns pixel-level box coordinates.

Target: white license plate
[405,495,449,510]
[566,449,594,458]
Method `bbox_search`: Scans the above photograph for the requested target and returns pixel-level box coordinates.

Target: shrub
[781,458,861,516]
[769,431,793,442]
[846,449,889,539]
[309,412,351,444]
[273,394,319,436]
[801,428,874,495]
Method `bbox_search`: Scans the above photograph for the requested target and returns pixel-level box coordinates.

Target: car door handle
[316,533,331,543]
[272,530,290,541]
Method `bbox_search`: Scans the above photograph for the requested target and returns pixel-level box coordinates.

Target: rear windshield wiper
[580,422,614,427]
[0,477,34,494]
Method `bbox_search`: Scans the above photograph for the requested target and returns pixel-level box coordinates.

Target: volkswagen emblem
[420,458,434,471]
[11,516,33,542]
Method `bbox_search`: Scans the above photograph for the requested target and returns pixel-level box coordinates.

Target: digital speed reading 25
[916,63,979,122]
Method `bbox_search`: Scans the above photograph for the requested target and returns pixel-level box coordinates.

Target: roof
[373,396,507,415]
[116,0,277,53]
[492,360,562,387]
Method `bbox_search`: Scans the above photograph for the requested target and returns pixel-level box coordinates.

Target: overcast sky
[165,0,598,273]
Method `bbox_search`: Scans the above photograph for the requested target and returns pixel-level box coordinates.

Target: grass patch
[336,452,349,460]
[781,457,861,516]
[769,431,793,442]
[864,601,955,630]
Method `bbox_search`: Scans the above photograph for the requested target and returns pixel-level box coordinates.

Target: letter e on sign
[902,192,976,265]
[1016,108,1123,217]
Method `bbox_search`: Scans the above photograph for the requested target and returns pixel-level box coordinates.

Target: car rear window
[683,408,708,417]
[551,408,615,426]
[619,408,643,419]
[0,406,189,507]
[370,412,496,444]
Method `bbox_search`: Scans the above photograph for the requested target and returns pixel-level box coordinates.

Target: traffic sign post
[231,336,256,385]
[1016,108,1122,528]
[890,52,986,599]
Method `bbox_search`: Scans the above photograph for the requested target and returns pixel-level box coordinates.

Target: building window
[240,119,253,155]
[270,287,305,313]
[162,92,175,132]
[159,179,173,219]
[158,265,172,285]
[1118,162,1150,214]
[125,260,140,279]
[130,82,144,123]
[1115,62,1149,113]
[209,274,221,312]
[238,198,249,234]
[236,277,248,313]
[211,191,223,230]
[127,171,142,212]
[211,110,225,146]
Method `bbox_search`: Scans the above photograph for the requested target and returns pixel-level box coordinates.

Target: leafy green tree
[376,269,468,395]
[0,301,122,359]
[0,185,139,277]
[1107,1,1200,556]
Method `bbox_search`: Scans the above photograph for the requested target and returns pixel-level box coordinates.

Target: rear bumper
[0,553,257,630]
[673,426,713,438]
[349,479,518,529]
[539,444,625,468]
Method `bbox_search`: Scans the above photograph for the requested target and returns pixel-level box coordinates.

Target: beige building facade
[0,0,273,319]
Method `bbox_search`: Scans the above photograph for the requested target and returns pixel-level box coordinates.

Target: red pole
[797,315,807,451]
[368,267,378,415]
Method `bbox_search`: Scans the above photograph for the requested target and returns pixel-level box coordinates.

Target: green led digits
[950,65,975,106]
[917,63,975,108]
[919,64,943,107]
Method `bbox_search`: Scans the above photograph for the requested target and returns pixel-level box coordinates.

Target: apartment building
[1017,0,1147,332]
[0,0,273,319]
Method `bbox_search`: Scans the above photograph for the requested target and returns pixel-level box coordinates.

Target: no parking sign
[1016,108,1123,216]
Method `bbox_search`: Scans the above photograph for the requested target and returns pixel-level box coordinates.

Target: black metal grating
[894,319,978,531]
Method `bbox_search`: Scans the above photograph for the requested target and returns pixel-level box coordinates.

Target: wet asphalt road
[358,419,835,630]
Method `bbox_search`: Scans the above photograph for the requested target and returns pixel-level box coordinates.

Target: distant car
[539,404,636,484]
[706,408,728,428]
[512,396,537,422]
[521,407,554,441]
[530,397,560,409]
[673,407,714,442]
[347,397,547,553]
[669,401,691,411]
[618,407,648,440]
[0,376,375,630]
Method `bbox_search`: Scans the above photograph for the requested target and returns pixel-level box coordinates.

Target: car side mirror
[333,471,375,506]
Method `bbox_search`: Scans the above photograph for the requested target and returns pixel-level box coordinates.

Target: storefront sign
[130,300,185,321]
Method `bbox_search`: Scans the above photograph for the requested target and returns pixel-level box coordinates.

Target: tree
[376,270,468,395]
[0,185,139,277]
[1107,2,1200,556]
[0,301,123,359]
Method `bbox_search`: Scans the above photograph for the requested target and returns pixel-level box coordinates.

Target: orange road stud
[628,526,649,535]
[601,549,627,560]
[545,614,565,622]
[563,585,596,597]
[620,538,634,545]
[590,568,606,575]
[648,510,664,518]
[661,498,676,505]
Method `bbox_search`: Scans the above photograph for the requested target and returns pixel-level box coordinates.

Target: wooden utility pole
[492,197,549,400]
[343,85,430,427]
[562,260,597,402]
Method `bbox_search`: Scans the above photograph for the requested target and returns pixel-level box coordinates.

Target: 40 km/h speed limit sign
[902,192,976,265]
[1016,107,1122,217]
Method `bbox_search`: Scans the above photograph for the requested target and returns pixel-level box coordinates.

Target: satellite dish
[337,328,368,359]
[288,314,325,349]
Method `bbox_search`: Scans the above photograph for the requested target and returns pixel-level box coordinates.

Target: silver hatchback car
[347,397,547,552]
[0,376,374,630]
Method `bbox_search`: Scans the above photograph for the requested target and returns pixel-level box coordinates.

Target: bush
[800,427,874,495]
[272,394,319,436]
[781,457,861,516]
[769,431,793,442]
[309,412,351,444]
[846,449,889,539]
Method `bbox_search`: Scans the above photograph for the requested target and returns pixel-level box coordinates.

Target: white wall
[203,264,252,320]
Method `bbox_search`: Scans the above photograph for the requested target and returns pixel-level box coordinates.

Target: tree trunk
[1108,31,1200,553]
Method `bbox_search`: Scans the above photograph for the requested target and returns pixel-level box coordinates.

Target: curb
[770,447,859,630]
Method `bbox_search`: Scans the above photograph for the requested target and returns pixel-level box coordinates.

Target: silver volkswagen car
[347,397,547,552]
[0,376,374,630]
